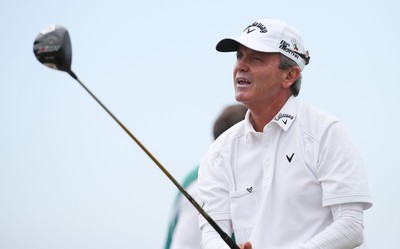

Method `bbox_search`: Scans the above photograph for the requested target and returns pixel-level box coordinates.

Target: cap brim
[216,37,279,53]
[216,38,240,52]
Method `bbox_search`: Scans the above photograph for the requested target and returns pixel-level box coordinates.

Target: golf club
[33,24,239,249]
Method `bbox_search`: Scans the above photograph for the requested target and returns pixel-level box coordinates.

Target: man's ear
[282,67,301,89]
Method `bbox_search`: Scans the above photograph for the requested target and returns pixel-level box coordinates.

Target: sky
[1,0,399,248]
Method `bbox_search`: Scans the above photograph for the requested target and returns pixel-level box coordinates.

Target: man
[198,18,372,249]
[164,104,247,249]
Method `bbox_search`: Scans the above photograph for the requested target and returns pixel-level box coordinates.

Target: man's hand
[240,241,252,249]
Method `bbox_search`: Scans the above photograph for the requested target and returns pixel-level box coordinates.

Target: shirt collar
[271,95,298,131]
[244,96,299,139]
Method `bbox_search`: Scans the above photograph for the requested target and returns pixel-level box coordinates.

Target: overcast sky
[1,0,399,248]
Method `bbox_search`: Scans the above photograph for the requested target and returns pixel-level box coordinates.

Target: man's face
[233,45,286,108]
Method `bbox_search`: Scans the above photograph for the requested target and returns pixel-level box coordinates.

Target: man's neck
[248,95,291,132]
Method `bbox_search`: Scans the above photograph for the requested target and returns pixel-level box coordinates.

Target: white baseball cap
[216,18,310,70]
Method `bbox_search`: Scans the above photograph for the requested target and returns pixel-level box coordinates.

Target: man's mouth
[237,77,251,86]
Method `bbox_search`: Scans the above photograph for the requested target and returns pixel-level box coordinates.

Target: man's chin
[235,94,249,104]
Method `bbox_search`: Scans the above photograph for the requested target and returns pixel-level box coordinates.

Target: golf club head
[33,25,72,73]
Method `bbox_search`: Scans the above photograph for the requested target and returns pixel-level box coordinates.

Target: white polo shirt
[198,96,372,248]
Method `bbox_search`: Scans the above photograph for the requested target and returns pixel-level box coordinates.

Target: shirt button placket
[262,124,277,188]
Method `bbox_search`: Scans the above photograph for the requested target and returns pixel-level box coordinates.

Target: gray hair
[279,55,302,97]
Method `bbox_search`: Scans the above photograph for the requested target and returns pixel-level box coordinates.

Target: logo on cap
[279,40,300,59]
[243,22,268,34]
[291,38,298,51]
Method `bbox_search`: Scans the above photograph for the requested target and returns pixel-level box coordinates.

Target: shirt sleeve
[201,220,233,249]
[198,146,236,249]
[198,148,232,228]
[317,121,372,209]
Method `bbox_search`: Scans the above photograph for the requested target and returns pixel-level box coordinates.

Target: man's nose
[235,58,249,71]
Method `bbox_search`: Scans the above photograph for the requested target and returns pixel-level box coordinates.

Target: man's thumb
[241,241,252,249]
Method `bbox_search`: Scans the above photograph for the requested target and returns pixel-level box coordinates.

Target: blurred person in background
[164,103,247,249]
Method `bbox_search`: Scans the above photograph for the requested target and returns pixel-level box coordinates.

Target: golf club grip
[68,71,240,249]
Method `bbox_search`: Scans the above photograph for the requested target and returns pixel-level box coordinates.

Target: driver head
[33,25,72,73]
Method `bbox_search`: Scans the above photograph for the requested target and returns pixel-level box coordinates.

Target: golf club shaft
[67,71,239,249]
